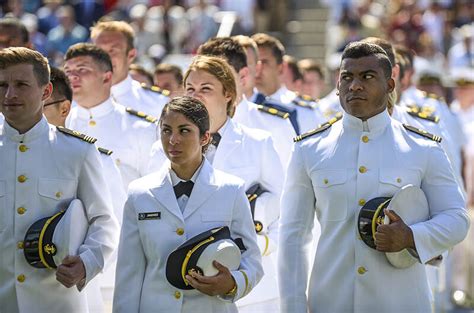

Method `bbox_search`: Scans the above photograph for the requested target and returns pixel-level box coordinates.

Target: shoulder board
[292,97,316,109]
[406,108,440,123]
[403,124,442,143]
[422,91,446,103]
[140,83,171,97]
[98,147,113,156]
[257,104,290,119]
[293,113,342,142]
[300,94,317,102]
[125,107,158,123]
[56,126,97,144]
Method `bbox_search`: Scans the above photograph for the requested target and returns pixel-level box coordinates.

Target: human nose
[4,84,17,99]
[169,131,180,145]
[349,78,363,91]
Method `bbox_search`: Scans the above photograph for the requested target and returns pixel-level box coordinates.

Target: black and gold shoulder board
[125,107,158,123]
[256,105,289,119]
[98,147,113,156]
[293,113,342,142]
[140,83,171,97]
[292,96,317,109]
[423,91,446,103]
[406,108,440,123]
[56,126,97,144]
[403,124,442,143]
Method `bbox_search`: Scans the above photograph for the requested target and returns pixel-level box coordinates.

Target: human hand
[375,209,415,252]
[56,255,86,288]
[185,261,236,297]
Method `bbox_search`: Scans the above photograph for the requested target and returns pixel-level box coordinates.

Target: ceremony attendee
[278,42,470,313]
[113,96,262,313]
[0,47,118,313]
[64,43,157,191]
[251,33,325,134]
[298,58,326,100]
[129,63,154,86]
[0,17,31,50]
[90,21,169,118]
[153,63,184,98]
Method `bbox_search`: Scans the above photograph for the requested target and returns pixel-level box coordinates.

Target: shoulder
[212,168,246,190]
[138,82,170,98]
[292,94,319,110]
[239,123,272,141]
[400,123,442,144]
[404,106,440,123]
[422,91,446,104]
[56,126,97,145]
[256,104,290,119]
[293,112,342,143]
[125,107,159,124]
[128,170,164,194]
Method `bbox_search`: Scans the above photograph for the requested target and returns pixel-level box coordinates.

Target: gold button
[174,291,181,299]
[17,207,26,215]
[17,241,24,249]
[358,166,367,174]
[358,199,366,206]
[17,274,25,283]
[362,136,369,143]
[176,228,184,236]
[89,120,96,126]
[19,144,28,152]
[55,191,62,199]
[17,175,27,183]
[396,178,402,183]
[323,178,329,185]
[357,266,367,275]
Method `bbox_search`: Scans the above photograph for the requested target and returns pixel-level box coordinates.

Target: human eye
[340,74,351,81]
[364,73,374,79]
[181,128,190,134]
[185,87,194,94]
[161,127,171,134]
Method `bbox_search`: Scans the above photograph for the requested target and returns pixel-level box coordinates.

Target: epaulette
[403,124,442,143]
[256,104,290,119]
[293,112,342,142]
[140,83,171,97]
[56,126,97,144]
[422,91,446,103]
[292,95,317,109]
[125,107,158,123]
[406,104,436,115]
[98,147,113,156]
[405,107,440,123]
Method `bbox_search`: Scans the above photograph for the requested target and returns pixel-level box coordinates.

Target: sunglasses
[44,99,67,107]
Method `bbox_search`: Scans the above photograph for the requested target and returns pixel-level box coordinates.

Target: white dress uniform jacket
[66,97,158,190]
[111,75,169,118]
[233,97,295,168]
[279,110,470,313]
[0,117,119,313]
[269,86,326,134]
[113,159,263,313]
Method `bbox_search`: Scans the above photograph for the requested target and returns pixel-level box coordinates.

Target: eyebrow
[161,123,193,128]
[185,82,214,86]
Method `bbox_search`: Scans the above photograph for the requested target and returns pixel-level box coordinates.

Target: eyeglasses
[44,99,67,107]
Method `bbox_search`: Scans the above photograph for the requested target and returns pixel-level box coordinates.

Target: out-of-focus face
[154,72,183,97]
[454,85,474,109]
[338,55,394,120]
[160,110,208,169]
[0,63,50,130]
[63,55,111,105]
[244,47,257,91]
[0,26,29,49]
[255,46,282,96]
[43,95,70,127]
[185,69,230,132]
[92,30,136,85]
[302,71,325,99]
[129,69,153,86]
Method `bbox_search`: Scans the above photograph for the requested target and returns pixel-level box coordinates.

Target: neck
[8,114,42,134]
[171,155,203,180]
[77,92,110,109]
[211,116,227,133]
[360,107,386,121]
[113,73,128,86]
[243,87,253,99]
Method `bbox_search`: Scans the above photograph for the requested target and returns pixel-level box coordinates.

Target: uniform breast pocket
[378,168,421,196]
[38,178,77,208]
[0,180,6,232]
[311,169,348,222]
[201,212,232,228]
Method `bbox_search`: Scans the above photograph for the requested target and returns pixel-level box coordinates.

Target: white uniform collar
[269,85,297,104]
[342,109,391,133]
[216,117,231,137]
[169,158,204,185]
[76,97,115,119]
[3,116,49,143]
[111,75,133,98]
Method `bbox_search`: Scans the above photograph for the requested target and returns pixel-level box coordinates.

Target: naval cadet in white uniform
[113,96,262,313]
[64,43,158,191]
[148,55,283,312]
[0,47,118,313]
[278,42,470,313]
[90,20,169,118]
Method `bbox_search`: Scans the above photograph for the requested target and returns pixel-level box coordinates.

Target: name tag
[138,212,161,220]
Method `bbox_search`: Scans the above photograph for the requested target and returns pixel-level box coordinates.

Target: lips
[347,95,367,102]
[168,150,182,156]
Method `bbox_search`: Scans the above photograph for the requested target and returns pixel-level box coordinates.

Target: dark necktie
[211,133,221,147]
[174,181,194,198]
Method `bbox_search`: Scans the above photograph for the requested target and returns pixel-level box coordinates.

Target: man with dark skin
[278,42,469,313]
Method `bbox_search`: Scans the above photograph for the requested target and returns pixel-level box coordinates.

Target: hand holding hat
[55,255,86,289]
[374,209,416,253]
[185,260,237,297]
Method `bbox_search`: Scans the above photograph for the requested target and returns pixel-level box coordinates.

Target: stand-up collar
[75,97,115,119]
[3,116,49,143]
[342,109,391,133]
[111,75,133,98]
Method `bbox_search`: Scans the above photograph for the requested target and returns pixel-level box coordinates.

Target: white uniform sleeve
[77,144,119,287]
[112,194,147,312]
[411,144,470,263]
[138,123,158,177]
[147,140,168,174]
[278,143,316,313]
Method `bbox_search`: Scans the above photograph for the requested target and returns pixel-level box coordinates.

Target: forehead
[340,55,382,73]
[186,69,220,85]
[64,55,99,69]
[93,30,127,46]
[162,110,194,125]
[0,63,35,80]
[156,72,177,81]
[257,46,275,60]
